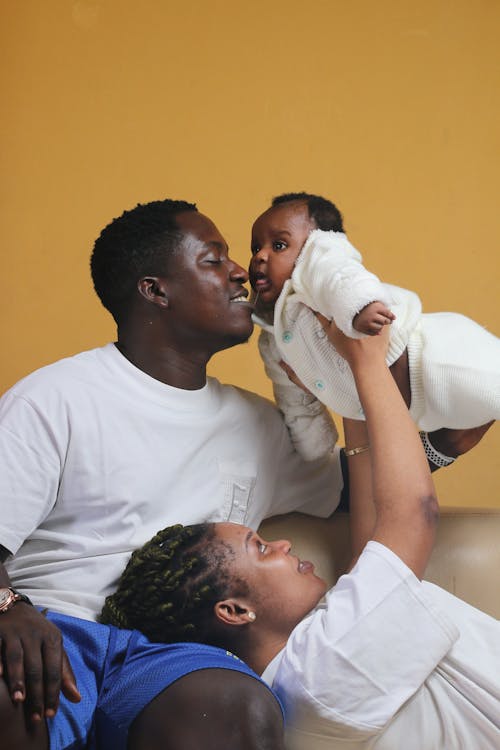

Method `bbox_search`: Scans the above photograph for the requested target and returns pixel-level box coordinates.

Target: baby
[249,192,500,460]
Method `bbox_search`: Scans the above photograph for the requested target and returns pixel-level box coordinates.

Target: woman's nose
[274,539,292,554]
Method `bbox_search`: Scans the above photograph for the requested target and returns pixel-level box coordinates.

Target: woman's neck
[238,635,288,677]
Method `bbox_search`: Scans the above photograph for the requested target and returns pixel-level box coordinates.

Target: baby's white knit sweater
[254,230,500,460]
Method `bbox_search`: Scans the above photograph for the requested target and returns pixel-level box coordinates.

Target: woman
[102,321,499,749]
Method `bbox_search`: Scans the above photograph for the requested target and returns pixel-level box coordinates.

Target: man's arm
[0,556,80,723]
[0,389,81,720]
[128,669,285,750]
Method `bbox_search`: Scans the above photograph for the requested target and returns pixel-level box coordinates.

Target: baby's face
[249,201,316,308]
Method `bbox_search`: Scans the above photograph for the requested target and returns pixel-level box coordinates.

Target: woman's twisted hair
[100,523,248,647]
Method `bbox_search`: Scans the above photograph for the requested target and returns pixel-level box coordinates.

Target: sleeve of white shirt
[273,541,459,738]
[0,390,62,554]
[258,329,339,461]
[291,230,392,339]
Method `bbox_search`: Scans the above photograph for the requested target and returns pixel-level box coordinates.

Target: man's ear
[137,276,169,308]
[215,599,255,627]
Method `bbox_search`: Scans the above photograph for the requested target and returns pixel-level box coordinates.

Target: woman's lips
[298,560,314,574]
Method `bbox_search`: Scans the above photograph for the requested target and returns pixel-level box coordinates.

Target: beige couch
[260,507,500,619]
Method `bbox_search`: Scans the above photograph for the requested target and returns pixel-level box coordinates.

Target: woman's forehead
[216,522,253,547]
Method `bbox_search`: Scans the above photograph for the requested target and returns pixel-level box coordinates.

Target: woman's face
[215,523,327,633]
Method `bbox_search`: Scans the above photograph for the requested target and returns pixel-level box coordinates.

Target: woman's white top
[262,541,500,749]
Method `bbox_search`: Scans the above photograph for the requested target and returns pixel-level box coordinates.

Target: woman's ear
[215,599,256,627]
[137,276,169,308]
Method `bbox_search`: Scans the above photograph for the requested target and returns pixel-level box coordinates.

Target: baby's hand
[353,301,395,336]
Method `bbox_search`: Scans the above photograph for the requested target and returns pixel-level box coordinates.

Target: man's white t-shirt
[263,542,500,750]
[0,344,343,619]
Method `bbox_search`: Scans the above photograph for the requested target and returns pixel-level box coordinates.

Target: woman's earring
[248,611,256,621]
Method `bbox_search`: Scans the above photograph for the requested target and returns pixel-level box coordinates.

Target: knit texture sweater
[254,230,500,459]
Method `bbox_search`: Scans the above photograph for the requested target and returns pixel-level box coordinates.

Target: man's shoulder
[4,345,112,401]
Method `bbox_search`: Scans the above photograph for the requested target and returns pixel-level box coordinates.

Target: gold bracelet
[344,445,369,457]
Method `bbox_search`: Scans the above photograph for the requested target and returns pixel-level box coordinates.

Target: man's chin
[219,326,254,351]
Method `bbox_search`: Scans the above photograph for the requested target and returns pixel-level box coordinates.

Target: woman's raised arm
[320,317,438,579]
[342,417,374,565]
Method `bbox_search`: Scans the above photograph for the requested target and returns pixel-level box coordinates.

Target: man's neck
[115,338,209,390]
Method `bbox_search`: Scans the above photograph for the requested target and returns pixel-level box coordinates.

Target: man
[0,199,485,749]
[0,199,345,748]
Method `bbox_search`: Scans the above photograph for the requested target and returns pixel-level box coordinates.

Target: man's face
[249,201,316,308]
[165,212,254,354]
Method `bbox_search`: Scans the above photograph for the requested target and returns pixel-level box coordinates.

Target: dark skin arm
[128,669,285,750]
[0,552,80,724]
[426,421,494,460]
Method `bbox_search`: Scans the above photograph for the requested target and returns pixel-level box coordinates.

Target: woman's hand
[314,313,389,368]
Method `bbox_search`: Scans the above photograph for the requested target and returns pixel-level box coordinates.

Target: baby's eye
[250,246,260,256]
[258,542,267,554]
[273,241,287,251]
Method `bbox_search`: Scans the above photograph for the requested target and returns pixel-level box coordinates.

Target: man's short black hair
[272,192,344,232]
[90,199,197,323]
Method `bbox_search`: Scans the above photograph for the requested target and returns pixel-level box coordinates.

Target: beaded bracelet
[419,431,456,468]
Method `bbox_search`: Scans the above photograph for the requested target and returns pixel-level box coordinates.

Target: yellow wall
[1,1,499,506]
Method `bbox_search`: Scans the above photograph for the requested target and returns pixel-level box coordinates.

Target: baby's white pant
[408,312,500,431]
